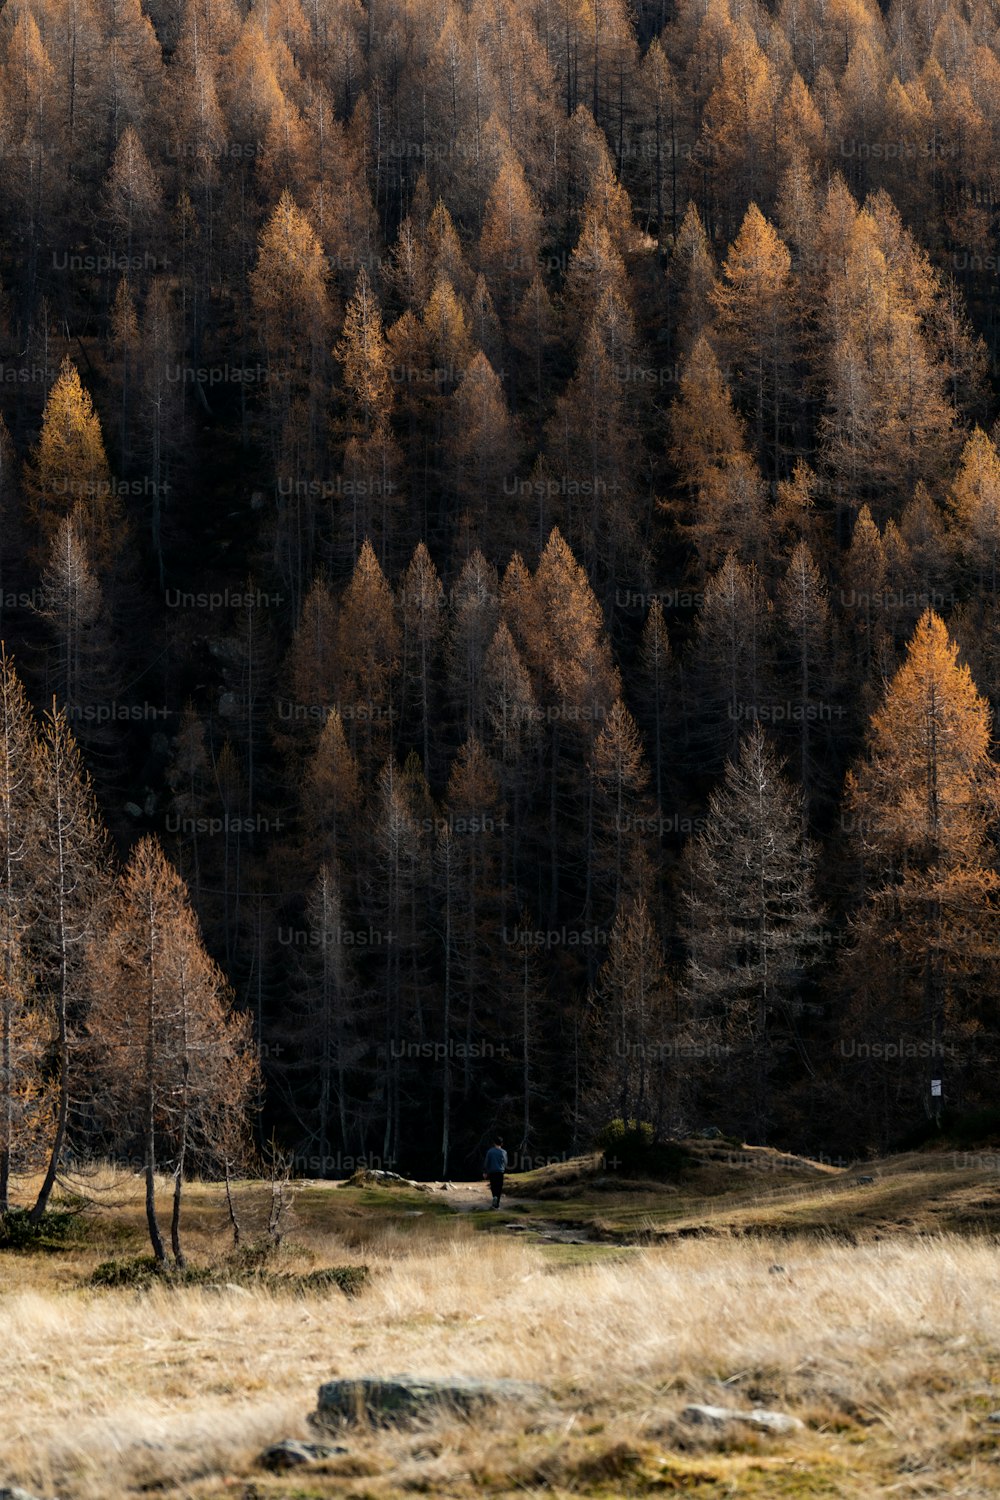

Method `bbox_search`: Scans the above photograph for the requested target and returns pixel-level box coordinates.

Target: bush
[595,1120,691,1179]
[265,1266,371,1302]
[88,1252,370,1295]
[0,1206,81,1251]
[89,1255,165,1288]
[88,1255,216,1289]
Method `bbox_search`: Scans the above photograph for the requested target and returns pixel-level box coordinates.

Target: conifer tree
[302,708,363,885]
[447,550,500,738]
[335,266,392,437]
[638,597,671,813]
[712,203,796,471]
[398,542,444,776]
[589,698,652,932]
[778,539,831,808]
[27,360,116,569]
[280,861,360,1165]
[684,726,823,1142]
[0,652,46,1211]
[478,152,542,322]
[844,612,1000,1129]
[335,539,400,772]
[37,517,118,770]
[688,552,774,773]
[948,427,1000,599]
[88,837,257,1263]
[587,896,671,1135]
[668,334,766,570]
[29,707,112,1223]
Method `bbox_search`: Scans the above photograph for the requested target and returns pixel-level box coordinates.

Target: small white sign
[931,1079,942,1097]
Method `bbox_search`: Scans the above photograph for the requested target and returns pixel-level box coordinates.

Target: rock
[986,1411,1000,1423]
[856,1175,875,1185]
[0,1487,46,1500]
[768,1265,786,1275]
[698,1126,723,1140]
[259,1438,348,1471]
[310,1374,548,1429]
[342,1168,430,1191]
[681,1404,804,1436]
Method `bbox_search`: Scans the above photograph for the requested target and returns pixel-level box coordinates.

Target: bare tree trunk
[171,1057,190,1267]
[30,763,71,1225]
[145,903,166,1263]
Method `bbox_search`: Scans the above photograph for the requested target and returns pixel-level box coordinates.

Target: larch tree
[667,201,719,355]
[0,652,47,1211]
[532,527,620,920]
[586,896,671,1137]
[777,539,832,810]
[335,265,392,439]
[37,516,118,771]
[334,539,400,773]
[478,151,542,322]
[701,22,778,233]
[846,611,1000,876]
[843,503,888,683]
[446,550,500,739]
[398,542,445,777]
[688,551,774,774]
[27,360,117,571]
[250,190,333,594]
[302,708,363,886]
[844,612,1000,1129]
[282,575,338,762]
[545,297,647,591]
[948,427,1000,600]
[102,123,161,274]
[482,619,539,916]
[684,726,823,1143]
[588,698,652,937]
[442,735,502,1106]
[445,352,518,553]
[29,706,112,1223]
[668,334,767,572]
[638,597,672,814]
[281,861,360,1166]
[711,203,797,472]
[88,836,258,1264]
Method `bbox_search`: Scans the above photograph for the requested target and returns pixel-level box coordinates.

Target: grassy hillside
[2,1151,1000,1499]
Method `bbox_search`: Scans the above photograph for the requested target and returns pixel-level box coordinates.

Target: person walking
[483,1135,508,1209]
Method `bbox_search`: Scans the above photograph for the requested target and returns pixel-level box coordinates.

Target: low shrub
[596,1120,692,1179]
[0,1206,82,1251]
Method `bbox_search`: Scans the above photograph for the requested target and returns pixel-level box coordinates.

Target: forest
[2,0,1000,1201]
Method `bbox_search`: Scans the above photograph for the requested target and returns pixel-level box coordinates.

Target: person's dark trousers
[489,1171,504,1207]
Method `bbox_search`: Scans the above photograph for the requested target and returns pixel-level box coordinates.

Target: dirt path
[431,1182,598,1244]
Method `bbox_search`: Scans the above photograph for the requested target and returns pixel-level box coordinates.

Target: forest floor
[3,1142,1000,1499]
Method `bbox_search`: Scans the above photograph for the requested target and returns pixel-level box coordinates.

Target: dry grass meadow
[3,1156,1000,1499]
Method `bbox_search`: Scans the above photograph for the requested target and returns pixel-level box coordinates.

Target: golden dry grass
[3,1165,1000,1498]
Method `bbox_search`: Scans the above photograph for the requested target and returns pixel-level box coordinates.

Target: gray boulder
[259,1439,348,1470]
[311,1374,547,1429]
[0,1487,47,1500]
[681,1404,804,1436]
